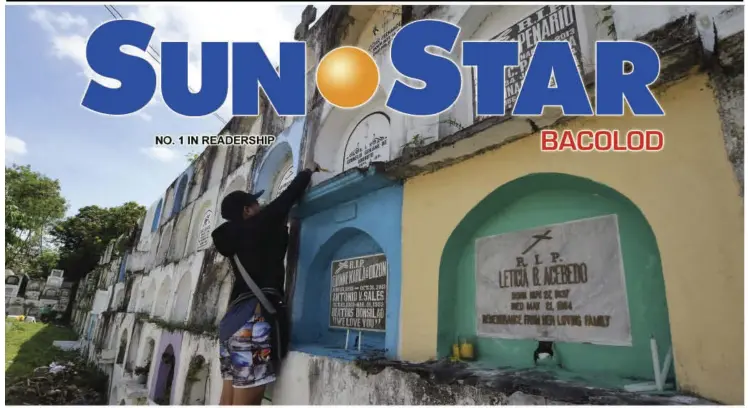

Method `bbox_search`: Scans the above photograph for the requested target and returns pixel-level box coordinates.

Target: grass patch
[5,320,79,382]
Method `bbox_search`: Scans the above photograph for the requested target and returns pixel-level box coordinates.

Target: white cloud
[30,7,160,120]
[30,8,87,32]
[136,111,153,122]
[141,146,178,162]
[30,4,331,123]
[5,135,28,156]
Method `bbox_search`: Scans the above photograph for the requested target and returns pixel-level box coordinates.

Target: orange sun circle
[316,46,380,109]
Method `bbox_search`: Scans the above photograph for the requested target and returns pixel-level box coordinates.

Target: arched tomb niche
[106,324,118,351]
[168,201,195,263]
[153,276,172,318]
[137,199,162,251]
[207,147,230,191]
[171,272,192,323]
[118,253,128,283]
[253,121,303,203]
[292,227,389,357]
[161,183,176,226]
[151,332,183,405]
[437,173,673,384]
[154,345,176,405]
[186,154,208,204]
[182,355,210,405]
[155,222,174,266]
[139,337,156,375]
[126,321,144,372]
[171,173,191,217]
[42,288,59,299]
[151,199,164,233]
[112,286,125,311]
[313,88,395,183]
[87,315,97,340]
[116,329,128,365]
[140,280,156,314]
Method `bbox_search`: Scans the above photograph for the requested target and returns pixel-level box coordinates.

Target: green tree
[28,249,60,279]
[5,165,68,274]
[51,202,145,282]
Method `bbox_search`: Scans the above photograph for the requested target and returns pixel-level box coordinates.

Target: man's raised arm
[262,165,318,221]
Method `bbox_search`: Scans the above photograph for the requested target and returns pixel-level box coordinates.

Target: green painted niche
[437,173,673,384]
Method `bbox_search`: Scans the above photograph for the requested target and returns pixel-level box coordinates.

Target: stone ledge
[294,163,398,218]
[353,358,718,405]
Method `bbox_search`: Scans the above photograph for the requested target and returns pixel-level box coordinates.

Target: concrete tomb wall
[68,4,743,406]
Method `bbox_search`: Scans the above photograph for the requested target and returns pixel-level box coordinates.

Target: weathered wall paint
[399,74,743,404]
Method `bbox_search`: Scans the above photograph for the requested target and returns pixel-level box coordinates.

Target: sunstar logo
[81,19,665,118]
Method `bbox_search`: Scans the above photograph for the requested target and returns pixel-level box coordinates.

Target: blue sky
[5,4,328,215]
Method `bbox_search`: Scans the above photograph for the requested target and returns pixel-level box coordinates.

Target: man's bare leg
[233,385,266,406]
[219,380,234,405]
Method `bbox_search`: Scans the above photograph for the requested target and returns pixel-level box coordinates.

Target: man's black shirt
[211,169,313,303]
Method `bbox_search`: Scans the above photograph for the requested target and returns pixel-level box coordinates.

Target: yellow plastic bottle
[459,339,475,361]
[451,343,461,361]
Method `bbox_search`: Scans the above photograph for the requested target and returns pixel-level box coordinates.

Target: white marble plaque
[475,214,631,346]
[342,113,390,171]
[197,209,214,251]
[473,5,583,120]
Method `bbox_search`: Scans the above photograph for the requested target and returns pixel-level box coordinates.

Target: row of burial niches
[289,174,674,396]
[6,270,71,316]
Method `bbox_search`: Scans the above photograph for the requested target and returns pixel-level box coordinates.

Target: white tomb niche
[341,112,391,172]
